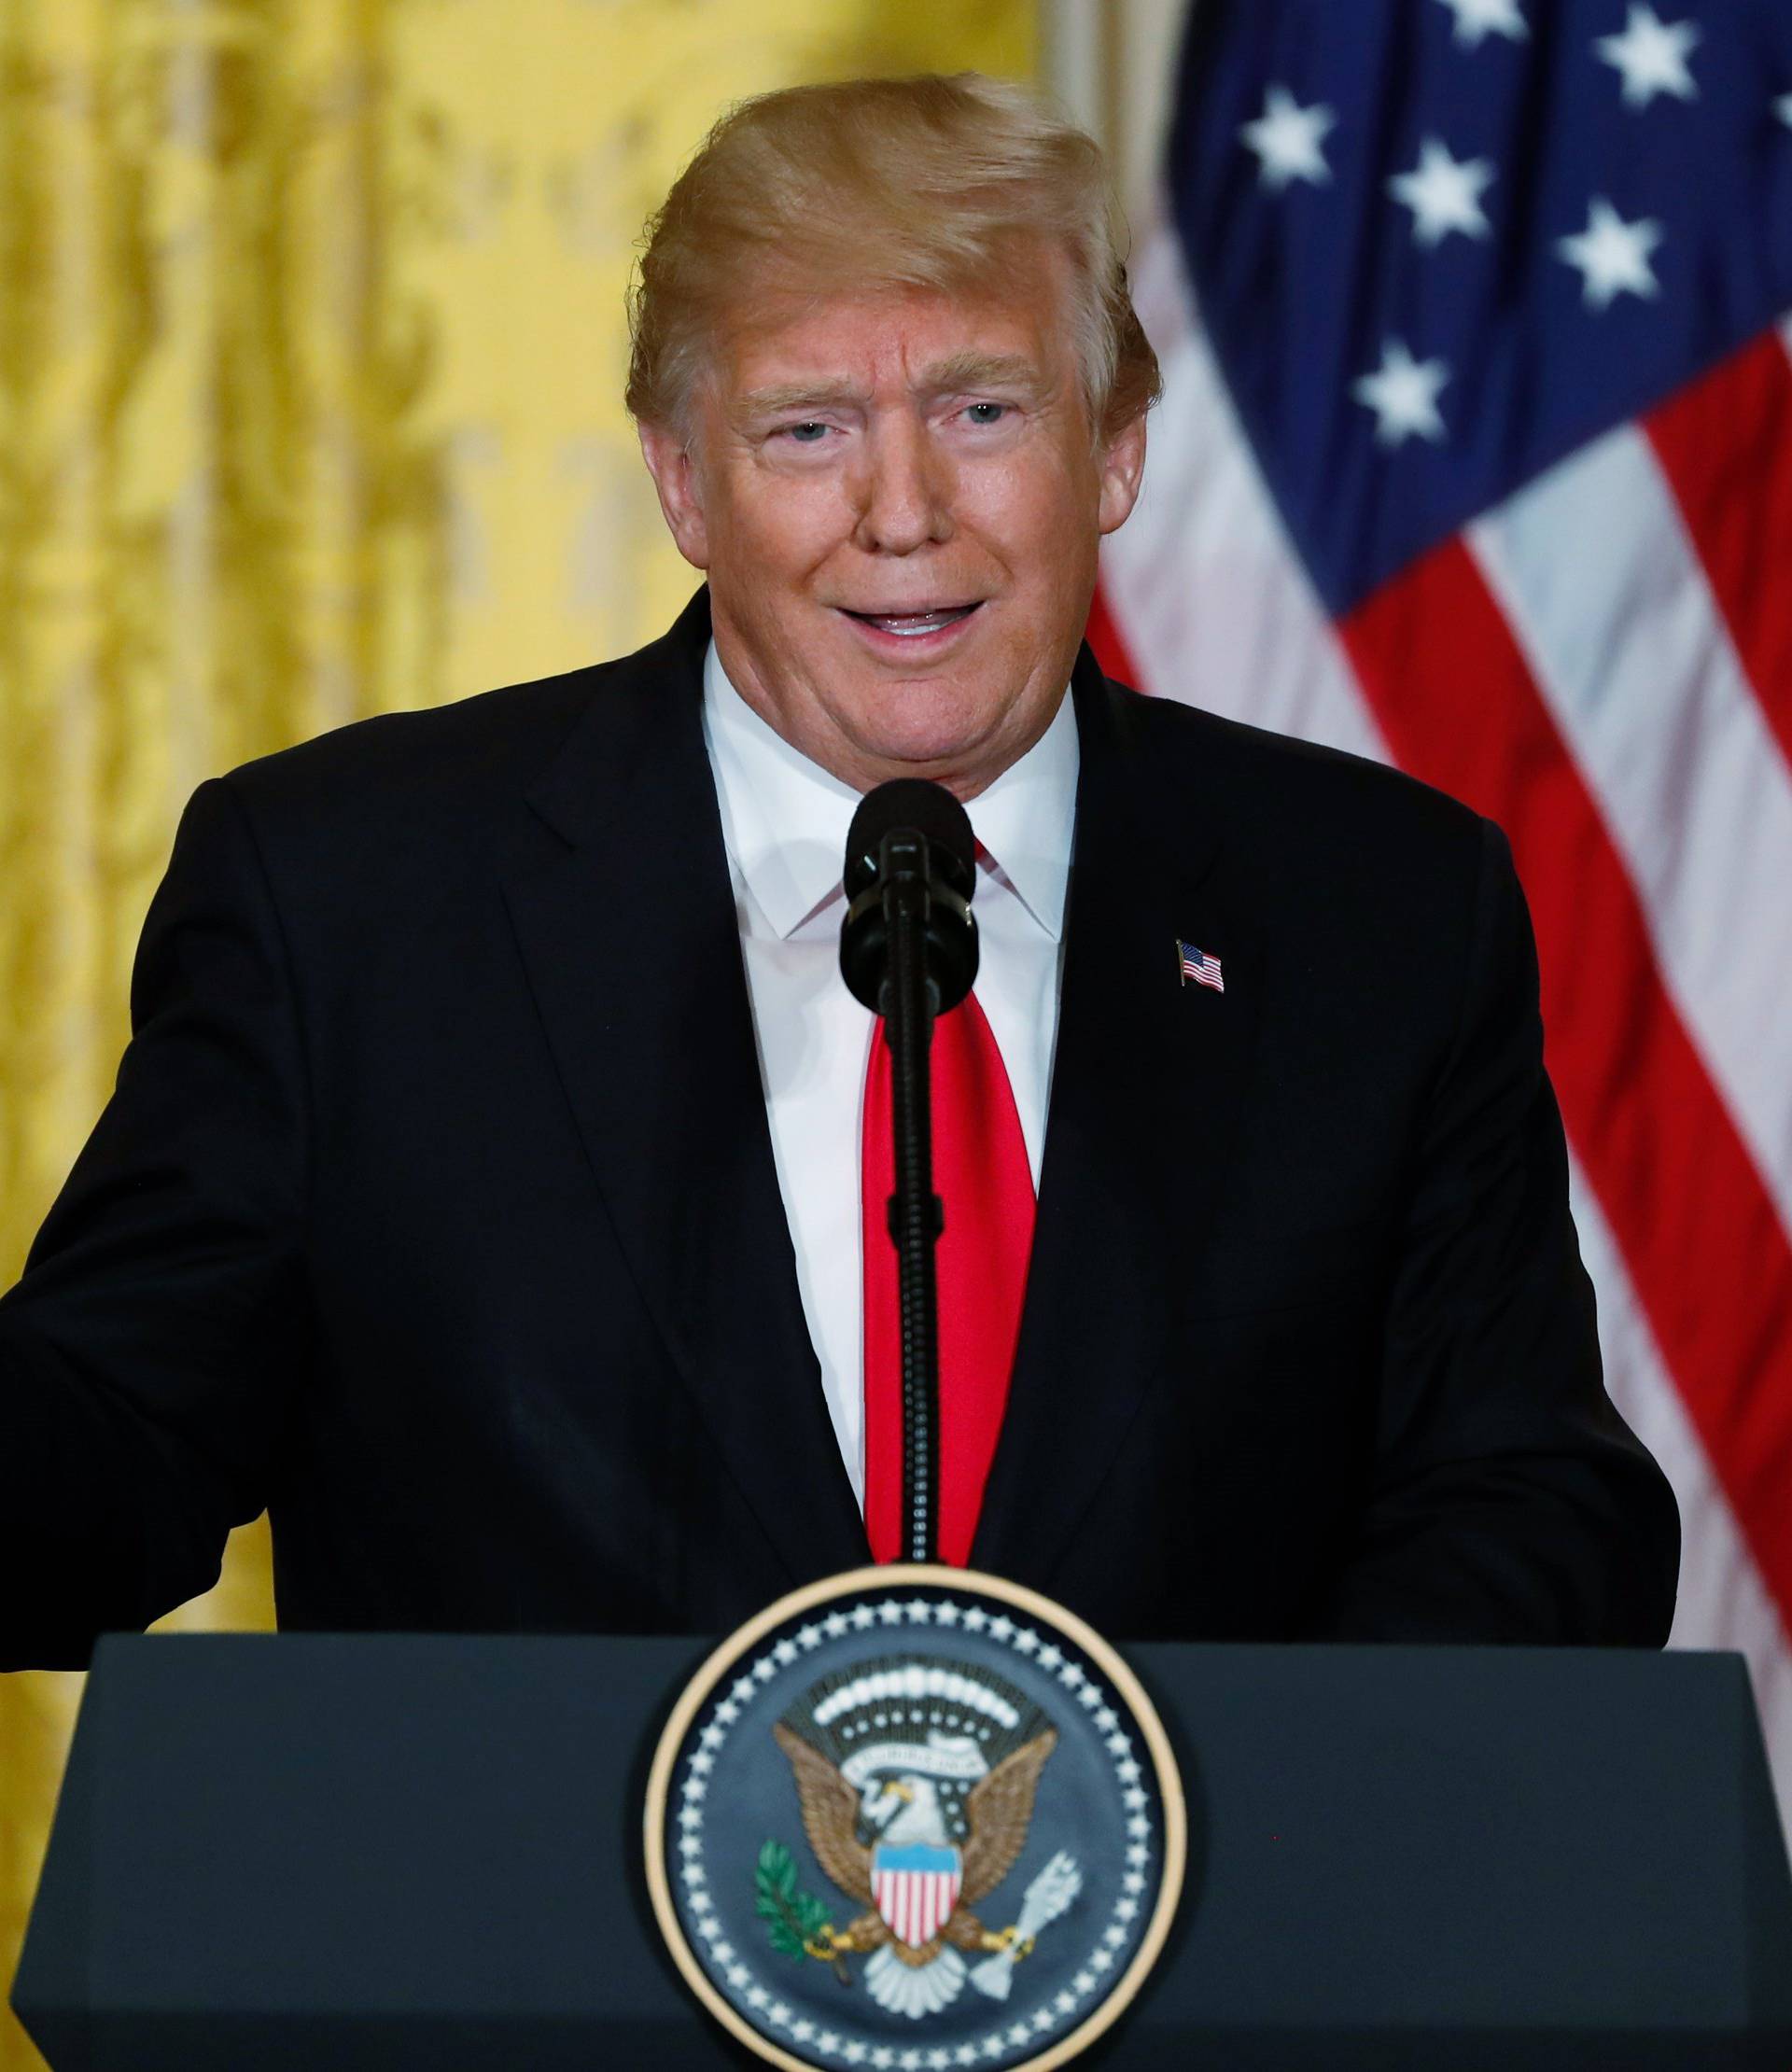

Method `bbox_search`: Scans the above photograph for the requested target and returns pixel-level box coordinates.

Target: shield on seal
[871,1841,963,1948]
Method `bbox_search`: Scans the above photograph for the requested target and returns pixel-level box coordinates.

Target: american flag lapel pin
[1177,940,1225,993]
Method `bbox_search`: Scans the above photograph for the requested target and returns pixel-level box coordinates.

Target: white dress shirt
[700,640,1078,1507]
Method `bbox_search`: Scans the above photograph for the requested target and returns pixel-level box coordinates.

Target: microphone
[839,778,980,1566]
[839,780,980,1016]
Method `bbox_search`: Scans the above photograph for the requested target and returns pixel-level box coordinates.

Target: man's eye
[783,421,831,443]
[963,402,1007,426]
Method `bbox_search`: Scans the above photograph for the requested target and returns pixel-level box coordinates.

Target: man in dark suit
[0,75,1677,1670]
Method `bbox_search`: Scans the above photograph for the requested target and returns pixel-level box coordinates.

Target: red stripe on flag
[1086,579,1142,688]
[1645,329,1792,775]
[1340,538,1792,1617]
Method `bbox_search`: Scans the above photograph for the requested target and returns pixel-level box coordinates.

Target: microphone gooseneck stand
[840,779,979,1569]
[879,828,944,1565]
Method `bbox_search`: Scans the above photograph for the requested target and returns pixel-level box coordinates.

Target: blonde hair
[626,73,1161,442]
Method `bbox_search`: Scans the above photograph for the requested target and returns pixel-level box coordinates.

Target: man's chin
[836,668,1067,793]
[845,708,1002,786]
[852,747,1022,802]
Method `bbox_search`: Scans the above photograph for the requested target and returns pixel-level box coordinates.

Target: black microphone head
[844,779,976,902]
[839,778,980,1015]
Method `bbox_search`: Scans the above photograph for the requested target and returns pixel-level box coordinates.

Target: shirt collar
[964,683,1077,939]
[703,640,861,939]
[702,638,1078,942]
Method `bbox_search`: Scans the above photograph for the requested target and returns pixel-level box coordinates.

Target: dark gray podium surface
[12,1634,1792,2070]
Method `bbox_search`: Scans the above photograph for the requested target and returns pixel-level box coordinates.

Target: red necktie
[861,991,1036,1565]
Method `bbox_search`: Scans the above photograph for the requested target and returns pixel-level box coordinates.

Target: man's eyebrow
[730,354,1048,423]
[732,379,868,421]
[917,351,1046,397]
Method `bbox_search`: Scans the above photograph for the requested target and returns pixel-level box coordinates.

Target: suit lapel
[972,654,1261,1584]
[497,592,868,1584]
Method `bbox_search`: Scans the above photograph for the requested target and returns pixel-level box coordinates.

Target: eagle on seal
[772,1717,1059,2018]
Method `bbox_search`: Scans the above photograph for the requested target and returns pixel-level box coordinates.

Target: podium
[12,1632,1792,2069]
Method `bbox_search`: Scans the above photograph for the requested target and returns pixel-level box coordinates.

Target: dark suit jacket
[0,590,1678,1668]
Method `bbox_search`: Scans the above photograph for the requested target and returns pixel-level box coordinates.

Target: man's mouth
[839,602,983,638]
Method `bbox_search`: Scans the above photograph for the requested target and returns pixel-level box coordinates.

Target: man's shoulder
[1110,678,1486,868]
[218,661,615,837]
[1104,683,1508,1042]
[217,597,711,869]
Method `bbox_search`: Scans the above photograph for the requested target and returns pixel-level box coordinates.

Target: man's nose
[852,417,954,554]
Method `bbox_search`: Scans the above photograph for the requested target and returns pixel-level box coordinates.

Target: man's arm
[1303,818,1680,1645]
[0,778,310,1668]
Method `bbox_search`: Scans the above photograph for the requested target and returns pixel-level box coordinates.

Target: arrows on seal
[968,1851,1085,2000]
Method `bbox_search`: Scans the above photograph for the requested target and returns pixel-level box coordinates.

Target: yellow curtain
[0,4,1035,2062]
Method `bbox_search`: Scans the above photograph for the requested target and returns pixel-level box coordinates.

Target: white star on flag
[1239,85,1337,190]
[1595,5,1701,108]
[1556,196,1664,307]
[1434,0,1528,48]
[1352,340,1450,446]
[1777,92,1792,130]
[1389,137,1496,245]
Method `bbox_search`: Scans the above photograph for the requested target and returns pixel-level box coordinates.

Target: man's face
[638,245,1147,800]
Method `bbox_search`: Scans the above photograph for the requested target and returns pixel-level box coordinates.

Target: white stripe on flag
[1102,226,1387,762]
[1469,429,1792,1233]
[1569,1155,1792,1845]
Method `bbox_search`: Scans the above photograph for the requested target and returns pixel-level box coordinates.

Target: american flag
[1095,0,1792,1829]
[1179,941,1225,991]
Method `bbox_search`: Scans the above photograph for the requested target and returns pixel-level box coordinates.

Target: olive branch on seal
[754,1840,848,1980]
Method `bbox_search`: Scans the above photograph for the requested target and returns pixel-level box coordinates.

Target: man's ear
[638,419,711,569]
[1096,411,1148,537]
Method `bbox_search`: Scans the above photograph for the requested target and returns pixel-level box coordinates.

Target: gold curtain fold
[0,5,1035,2063]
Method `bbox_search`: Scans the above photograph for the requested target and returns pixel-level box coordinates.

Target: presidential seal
[645,1567,1184,2071]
